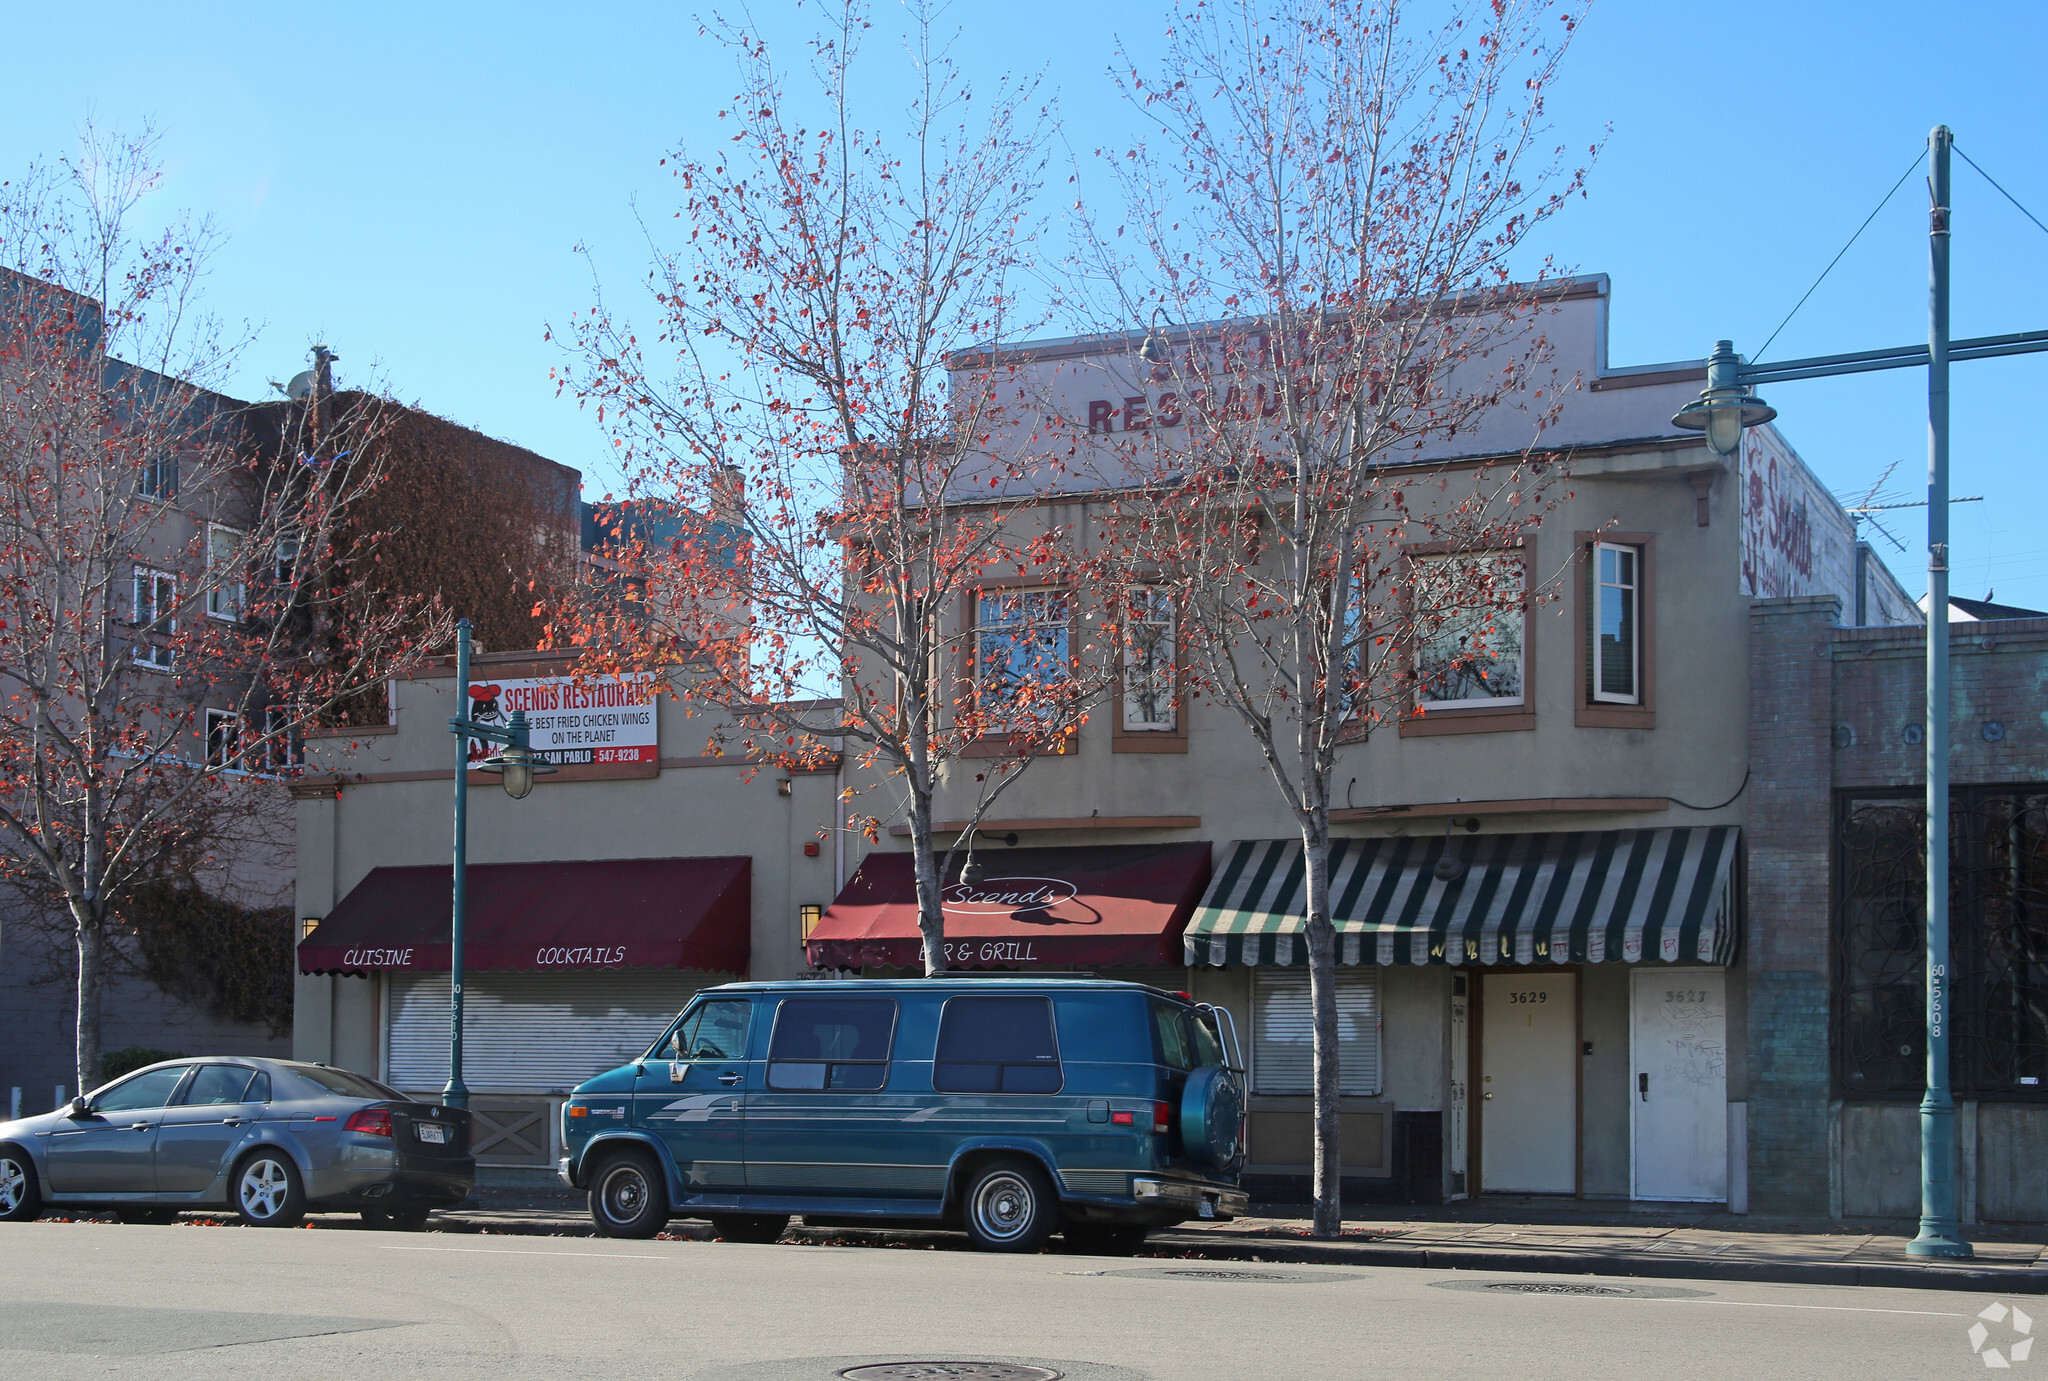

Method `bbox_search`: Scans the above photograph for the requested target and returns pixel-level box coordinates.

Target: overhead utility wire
[1753,149,1927,363]
[1954,144,2048,242]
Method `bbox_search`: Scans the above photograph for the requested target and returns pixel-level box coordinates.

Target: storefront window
[1252,969,1382,1096]
[1836,789,2048,1099]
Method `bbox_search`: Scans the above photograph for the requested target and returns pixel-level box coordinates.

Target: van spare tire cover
[1179,1065,1245,1169]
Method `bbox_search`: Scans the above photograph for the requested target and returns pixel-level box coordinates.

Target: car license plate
[1197,1198,1217,1219]
[416,1123,447,1144]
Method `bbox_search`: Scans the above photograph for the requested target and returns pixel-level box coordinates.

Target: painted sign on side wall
[465,674,658,767]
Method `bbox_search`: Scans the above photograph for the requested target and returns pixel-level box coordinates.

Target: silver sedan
[0,1057,474,1229]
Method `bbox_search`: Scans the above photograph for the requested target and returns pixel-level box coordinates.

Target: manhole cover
[1105,1266,1357,1284]
[835,1360,1064,1368]
[1430,1278,1711,1301]
[1487,1282,1635,1296]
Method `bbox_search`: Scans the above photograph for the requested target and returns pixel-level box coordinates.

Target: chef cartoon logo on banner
[466,674,658,767]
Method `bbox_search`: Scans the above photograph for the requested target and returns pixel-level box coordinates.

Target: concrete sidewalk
[422,1188,2048,1294]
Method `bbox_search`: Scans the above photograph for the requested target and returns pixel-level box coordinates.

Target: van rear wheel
[961,1158,1055,1253]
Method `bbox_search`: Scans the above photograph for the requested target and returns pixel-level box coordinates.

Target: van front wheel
[589,1150,666,1239]
[961,1158,1055,1253]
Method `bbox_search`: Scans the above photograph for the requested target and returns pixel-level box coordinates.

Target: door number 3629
[1508,991,1548,1004]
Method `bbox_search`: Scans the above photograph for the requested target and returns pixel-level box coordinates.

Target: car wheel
[114,1208,179,1225]
[361,1207,432,1231]
[1063,1223,1148,1256]
[589,1150,666,1239]
[233,1152,307,1228]
[961,1158,1056,1253]
[0,1149,41,1223]
[710,1213,789,1244]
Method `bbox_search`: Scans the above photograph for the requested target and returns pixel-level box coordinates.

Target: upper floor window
[204,709,243,769]
[262,706,303,772]
[140,451,178,500]
[1413,551,1525,710]
[1593,541,1640,704]
[132,567,177,670]
[207,525,245,621]
[972,588,1070,728]
[1121,588,1177,732]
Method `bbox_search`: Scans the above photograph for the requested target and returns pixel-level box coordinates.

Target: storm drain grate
[1104,1266,1357,1284]
[835,1360,1064,1368]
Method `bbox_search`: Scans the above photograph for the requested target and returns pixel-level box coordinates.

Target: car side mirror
[67,1096,91,1119]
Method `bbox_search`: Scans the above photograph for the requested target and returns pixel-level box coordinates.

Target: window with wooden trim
[1592,542,1640,704]
[132,567,177,669]
[1573,531,1655,728]
[971,587,1071,729]
[1114,586,1184,751]
[1413,551,1525,710]
[206,524,245,621]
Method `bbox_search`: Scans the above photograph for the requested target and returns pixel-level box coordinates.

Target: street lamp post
[443,618,556,1110]
[1673,125,2048,1258]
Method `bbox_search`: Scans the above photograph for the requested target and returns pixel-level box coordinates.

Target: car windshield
[287,1065,403,1101]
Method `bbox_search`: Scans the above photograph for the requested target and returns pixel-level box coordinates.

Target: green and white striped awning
[1186,827,1739,968]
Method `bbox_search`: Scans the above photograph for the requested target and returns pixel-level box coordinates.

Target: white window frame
[1121,587,1177,731]
[1251,968,1382,1097]
[972,587,1071,729]
[1592,540,1641,705]
[206,523,245,621]
[204,708,243,770]
[262,705,303,772]
[140,450,178,501]
[132,567,177,670]
[273,530,301,587]
[1413,551,1526,711]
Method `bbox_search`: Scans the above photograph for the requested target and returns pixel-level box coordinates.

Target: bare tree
[1084,0,1591,1235]
[549,2,1121,973]
[0,126,446,1091]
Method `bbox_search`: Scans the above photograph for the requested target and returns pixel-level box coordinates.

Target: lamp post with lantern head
[1672,126,2048,1257]
[442,618,556,1110]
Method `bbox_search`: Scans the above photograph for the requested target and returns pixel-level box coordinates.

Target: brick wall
[1747,602,2048,1218]
[1746,595,1841,1213]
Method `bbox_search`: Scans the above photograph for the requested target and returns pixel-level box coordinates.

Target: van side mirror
[67,1096,91,1119]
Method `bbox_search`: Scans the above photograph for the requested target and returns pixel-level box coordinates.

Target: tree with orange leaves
[1082,0,1593,1236]
[547,3,1120,974]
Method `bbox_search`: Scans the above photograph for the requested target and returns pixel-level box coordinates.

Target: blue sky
[7,1,2045,607]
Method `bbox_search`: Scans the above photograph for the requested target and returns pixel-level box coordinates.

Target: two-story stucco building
[297,276,1973,1214]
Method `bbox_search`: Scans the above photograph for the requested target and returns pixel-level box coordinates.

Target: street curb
[426,1213,2048,1294]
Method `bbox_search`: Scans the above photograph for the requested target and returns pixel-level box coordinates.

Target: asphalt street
[0,1219,2031,1379]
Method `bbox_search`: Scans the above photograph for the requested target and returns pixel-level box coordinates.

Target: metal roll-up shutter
[387,971,716,1093]
[1251,968,1381,1096]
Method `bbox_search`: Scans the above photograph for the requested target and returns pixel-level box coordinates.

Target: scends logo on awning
[341,948,414,968]
[941,876,1078,914]
[534,946,628,967]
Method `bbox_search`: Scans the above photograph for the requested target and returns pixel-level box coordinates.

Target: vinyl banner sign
[465,674,658,767]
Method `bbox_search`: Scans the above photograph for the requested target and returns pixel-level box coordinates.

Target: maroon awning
[806,842,1211,971]
[298,857,750,975]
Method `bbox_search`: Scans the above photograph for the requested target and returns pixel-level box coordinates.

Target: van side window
[665,1000,752,1061]
[933,996,1062,1094]
[1190,1012,1226,1067]
[1151,1002,1195,1071]
[768,998,898,1090]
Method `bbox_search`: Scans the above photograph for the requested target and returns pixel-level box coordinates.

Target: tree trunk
[71,897,105,1097]
[906,775,948,976]
[1302,816,1342,1238]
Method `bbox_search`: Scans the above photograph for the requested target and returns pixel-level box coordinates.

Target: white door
[1447,978,1470,1198]
[1480,971,1577,1194]
[1630,969,1728,1202]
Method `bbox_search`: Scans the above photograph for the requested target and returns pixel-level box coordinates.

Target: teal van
[558,975,1248,1251]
